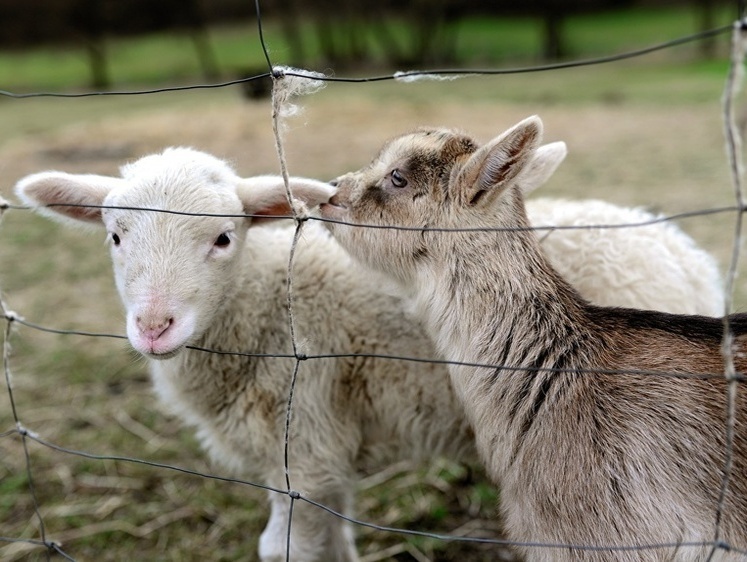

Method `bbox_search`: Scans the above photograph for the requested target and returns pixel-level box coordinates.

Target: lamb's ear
[236,175,336,221]
[455,116,543,208]
[517,141,567,195]
[15,171,125,226]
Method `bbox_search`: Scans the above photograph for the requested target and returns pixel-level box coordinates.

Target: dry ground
[0,62,744,561]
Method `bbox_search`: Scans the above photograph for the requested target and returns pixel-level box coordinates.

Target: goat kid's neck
[419,215,583,354]
[412,212,594,451]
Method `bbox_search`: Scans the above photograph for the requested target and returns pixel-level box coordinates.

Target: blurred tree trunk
[368,2,461,66]
[188,27,219,79]
[278,0,306,66]
[311,0,367,68]
[73,0,111,89]
[182,0,219,80]
[84,38,110,89]
[315,15,341,65]
[367,13,409,66]
[410,0,459,64]
[694,0,717,59]
[541,7,566,60]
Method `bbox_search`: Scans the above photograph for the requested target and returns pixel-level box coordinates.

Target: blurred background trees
[0,0,734,90]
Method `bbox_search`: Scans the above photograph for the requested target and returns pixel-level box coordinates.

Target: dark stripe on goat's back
[513,375,556,447]
[529,375,555,422]
[586,306,747,343]
[506,370,534,423]
[505,372,555,467]
[487,322,516,381]
[508,342,580,465]
[518,350,575,436]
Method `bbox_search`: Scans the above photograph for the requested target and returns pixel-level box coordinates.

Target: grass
[0,4,745,561]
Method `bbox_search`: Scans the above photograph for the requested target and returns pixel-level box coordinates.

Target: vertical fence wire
[1,188,52,560]
[710,18,747,562]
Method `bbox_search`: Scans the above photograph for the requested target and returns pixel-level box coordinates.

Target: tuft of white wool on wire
[393,70,466,83]
[271,66,327,119]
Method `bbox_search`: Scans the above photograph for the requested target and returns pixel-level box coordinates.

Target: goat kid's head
[321,116,560,284]
[16,147,335,359]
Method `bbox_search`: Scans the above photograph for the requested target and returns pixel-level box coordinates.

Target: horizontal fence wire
[6,314,747,384]
[1,2,747,561]
[2,200,745,228]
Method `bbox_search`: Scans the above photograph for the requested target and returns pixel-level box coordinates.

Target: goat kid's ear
[15,171,125,226]
[455,116,543,208]
[517,141,567,195]
[236,175,336,222]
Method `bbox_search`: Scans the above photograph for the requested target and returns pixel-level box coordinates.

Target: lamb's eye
[391,169,408,188]
[214,233,231,248]
[111,233,121,246]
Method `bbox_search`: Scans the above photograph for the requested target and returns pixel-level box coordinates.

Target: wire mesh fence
[2,2,747,561]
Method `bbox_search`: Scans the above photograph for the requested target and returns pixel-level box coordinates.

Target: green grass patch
[0,472,29,501]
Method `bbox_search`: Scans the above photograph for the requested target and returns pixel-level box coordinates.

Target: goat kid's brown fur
[321,116,747,561]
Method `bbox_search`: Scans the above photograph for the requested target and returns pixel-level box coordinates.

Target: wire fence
[2,2,747,561]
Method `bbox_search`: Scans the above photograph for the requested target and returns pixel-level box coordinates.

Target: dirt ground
[0,68,744,561]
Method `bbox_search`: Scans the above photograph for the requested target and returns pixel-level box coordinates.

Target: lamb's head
[16,147,334,359]
[321,116,553,286]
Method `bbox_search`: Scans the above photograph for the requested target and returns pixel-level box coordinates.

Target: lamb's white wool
[527,198,724,316]
[16,146,726,561]
[271,66,326,119]
[518,141,723,316]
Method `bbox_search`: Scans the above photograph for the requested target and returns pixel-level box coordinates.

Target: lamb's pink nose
[136,315,173,341]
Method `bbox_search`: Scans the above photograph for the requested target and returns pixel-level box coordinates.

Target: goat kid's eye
[214,232,231,248]
[390,169,408,188]
[111,233,121,246]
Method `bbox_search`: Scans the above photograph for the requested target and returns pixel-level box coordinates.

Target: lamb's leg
[259,487,358,562]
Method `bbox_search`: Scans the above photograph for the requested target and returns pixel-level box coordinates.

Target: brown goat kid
[320,116,747,561]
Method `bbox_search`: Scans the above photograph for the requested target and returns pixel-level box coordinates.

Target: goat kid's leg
[259,488,358,562]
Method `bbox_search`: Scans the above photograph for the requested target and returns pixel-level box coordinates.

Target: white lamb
[518,142,723,316]
[528,198,724,316]
[15,145,723,562]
